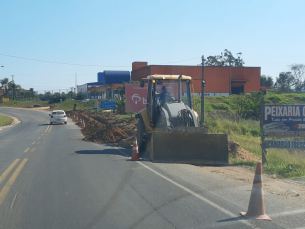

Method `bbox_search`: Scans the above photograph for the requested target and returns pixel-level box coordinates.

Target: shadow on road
[217,216,248,222]
[75,149,131,157]
[38,123,66,126]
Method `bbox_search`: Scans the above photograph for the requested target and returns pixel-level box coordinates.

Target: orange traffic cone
[131,136,139,161]
[241,162,271,220]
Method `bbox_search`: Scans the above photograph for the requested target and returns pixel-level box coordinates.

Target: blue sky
[1,0,305,93]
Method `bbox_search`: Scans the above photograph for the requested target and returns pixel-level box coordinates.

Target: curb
[0,113,21,131]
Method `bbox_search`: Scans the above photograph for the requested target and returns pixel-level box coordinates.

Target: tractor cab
[141,75,198,129]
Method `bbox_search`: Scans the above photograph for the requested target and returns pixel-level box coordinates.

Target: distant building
[131,62,262,95]
[97,70,130,86]
[77,71,131,94]
[77,82,104,93]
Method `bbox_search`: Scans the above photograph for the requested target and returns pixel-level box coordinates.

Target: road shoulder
[0,113,21,131]
[199,165,305,204]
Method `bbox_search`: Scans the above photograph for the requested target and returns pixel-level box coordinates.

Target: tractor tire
[137,116,146,155]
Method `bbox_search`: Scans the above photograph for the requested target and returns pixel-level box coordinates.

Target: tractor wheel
[137,116,146,155]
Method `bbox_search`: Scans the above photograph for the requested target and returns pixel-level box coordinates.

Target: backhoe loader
[135,74,228,164]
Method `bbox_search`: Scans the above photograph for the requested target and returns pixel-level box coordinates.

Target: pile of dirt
[67,110,137,143]
[228,140,261,162]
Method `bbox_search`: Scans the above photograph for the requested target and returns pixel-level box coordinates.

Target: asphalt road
[0,107,304,229]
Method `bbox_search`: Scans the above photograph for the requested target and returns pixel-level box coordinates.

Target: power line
[159,57,201,65]
[0,53,129,67]
[0,53,203,67]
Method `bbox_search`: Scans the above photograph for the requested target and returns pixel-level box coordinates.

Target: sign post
[95,100,99,112]
[261,103,305,164]
[261,99,268,164]
[101,101,116,110]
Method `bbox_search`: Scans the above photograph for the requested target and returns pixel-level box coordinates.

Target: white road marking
[10,192,18,209]
[270,208,305,218]
[116,148,259,229]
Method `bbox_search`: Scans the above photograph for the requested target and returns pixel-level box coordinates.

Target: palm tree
[8,81,21,100]
[0,78,9,98]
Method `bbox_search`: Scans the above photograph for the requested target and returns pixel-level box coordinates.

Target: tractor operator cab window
[155,80,191,107]
[158,86,174,104]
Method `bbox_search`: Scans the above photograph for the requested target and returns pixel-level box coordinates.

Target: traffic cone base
[240,162,272,221]
[240,212,271,220]
[131,136,139,161]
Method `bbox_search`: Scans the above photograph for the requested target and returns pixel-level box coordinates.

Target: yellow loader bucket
[149,131,228,165]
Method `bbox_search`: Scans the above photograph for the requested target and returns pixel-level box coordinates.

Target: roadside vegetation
[195,92,305,178]
[0,115,14,127]
[2,89,305,178]
[0,100,97,111]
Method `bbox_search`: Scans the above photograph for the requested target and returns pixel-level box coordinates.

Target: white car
[49,110,67,125]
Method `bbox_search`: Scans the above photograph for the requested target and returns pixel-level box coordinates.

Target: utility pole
[75,73,77,93]
[11,75,14,82]
[229,62,232,95]
[200,55,205,125]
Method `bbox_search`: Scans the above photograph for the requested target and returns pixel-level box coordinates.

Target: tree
[8,81,21,100]
[276,72,294,92]
[232,91,264,119]
[76,92,85,100]
[0,78,9,98]
[260,75,274,88]
[67,91,76,99]
[289,64,305,92]
[205,49,244,67]
[61,92,67,101]
[115,94,126,114]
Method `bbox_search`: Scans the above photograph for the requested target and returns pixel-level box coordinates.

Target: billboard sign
[125,84,148,113]
[265,140,305,149]
[101,101,116,109]
[263,105,305,137]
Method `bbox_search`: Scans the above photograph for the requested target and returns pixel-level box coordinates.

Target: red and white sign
[125,84,148,113]
[125,83,180,113]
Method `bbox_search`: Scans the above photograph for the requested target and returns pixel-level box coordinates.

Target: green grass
[205,112,260,137]
[48,100,97,111]
[0,100,97,111]
[229,158,257,167]
[0,115,14,127]
[263,149,305,178]
[203,92,305,113]
[205,113,305,178]
[0,100,49,108]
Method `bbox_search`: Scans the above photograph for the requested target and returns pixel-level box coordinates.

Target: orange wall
[132,62,148,71]
[131,66,151,82]
[231,67,261,92]
[131,64,261,93]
